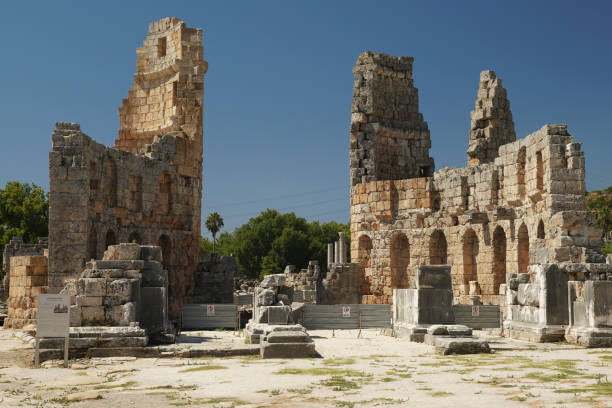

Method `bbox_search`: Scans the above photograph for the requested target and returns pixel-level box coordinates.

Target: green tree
[0,181,49,280]
[205,212,224,253]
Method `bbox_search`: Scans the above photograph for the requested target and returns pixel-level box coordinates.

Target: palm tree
[205,212,224,253]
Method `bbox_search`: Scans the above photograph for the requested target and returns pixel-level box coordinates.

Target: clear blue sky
[1,1,611,237]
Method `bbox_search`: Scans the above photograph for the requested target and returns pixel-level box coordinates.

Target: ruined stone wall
[48,18,206,318]
[2,237,48,290]
[350,62,605,306]
[186,253,238,304]
[350,52,434,186]
[3,255,48,329]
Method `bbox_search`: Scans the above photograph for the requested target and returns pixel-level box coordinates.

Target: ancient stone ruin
[350,51,612,344]
[48,17,207,318]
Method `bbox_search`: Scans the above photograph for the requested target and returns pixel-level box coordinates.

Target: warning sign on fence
[472,306,480,317]
[342,306,351,317]
[206,305,215,316]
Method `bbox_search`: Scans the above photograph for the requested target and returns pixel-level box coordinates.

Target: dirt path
[0,328,610,407]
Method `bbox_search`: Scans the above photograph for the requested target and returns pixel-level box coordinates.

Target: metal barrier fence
[452,305,500,328]
[181,304,239,330]
[301,304,391,330]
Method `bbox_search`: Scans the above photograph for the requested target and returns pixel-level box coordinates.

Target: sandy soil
[0,328,610,408]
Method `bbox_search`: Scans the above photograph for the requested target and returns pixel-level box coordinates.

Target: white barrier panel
[301,304,391,330]
[453,305,501,328]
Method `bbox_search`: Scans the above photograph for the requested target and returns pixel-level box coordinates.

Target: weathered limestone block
[261,274,286,289]
[255,287,275,307]
[103,243,141,261]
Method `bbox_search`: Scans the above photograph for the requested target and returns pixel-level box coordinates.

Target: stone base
[260,341,317,358]
[36,326,151,363]
[245,321,307,344]
[390,324,429,342]
[565,327,612,348]
[503,321,566,342]
[424,334,490,355]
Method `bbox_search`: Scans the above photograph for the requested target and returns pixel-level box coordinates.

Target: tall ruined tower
[48,18,207,318]
[467,70,515,166]
[117,17,206,181]
[350,52,434,186]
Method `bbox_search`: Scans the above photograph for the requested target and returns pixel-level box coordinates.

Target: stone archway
[462,229,478,284]
[358,235,373,294]
[87,226,97,261]
[105,230,117,250]
[390,233,410,288]
[492,226,507,294]
[429,230,447,265]
[537,220,545,239]
[517,223,529,275]
[157,234,172,270]
[128,232,142,244]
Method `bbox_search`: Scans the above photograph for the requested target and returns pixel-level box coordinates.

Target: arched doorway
[157,234,171,270]
[358,235,373,294]
[87,226,97,261]
[517,223,530,275]
[462,229,478,284]
[390,233,410,288]
[105,230,117,249]
[128,232,141,244]
[492,226,507,294]
[429,230,447,265]
[537,220,545,239]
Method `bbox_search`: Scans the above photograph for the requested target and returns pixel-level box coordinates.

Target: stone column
[338,232,346,264]
[327,243,334,271]
[334,241,340,264]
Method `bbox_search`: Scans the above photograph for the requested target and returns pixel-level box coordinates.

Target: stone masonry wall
[3,255,48,329]
[350,61,605,306]
[2,237,47,291]
[48,18,206,319]
[350,52,434,186]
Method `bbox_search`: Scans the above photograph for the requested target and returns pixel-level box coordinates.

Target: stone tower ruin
[48,18,207,318]
[350,52,435,187]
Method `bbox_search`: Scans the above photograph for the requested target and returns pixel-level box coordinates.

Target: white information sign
[206,305,215,317]
[342,306,351,317]
[471,305,480,317]
[37,294,70,338]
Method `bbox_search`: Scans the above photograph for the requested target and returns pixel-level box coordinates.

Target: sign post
[206,304,215,317]
[36,294,70,368]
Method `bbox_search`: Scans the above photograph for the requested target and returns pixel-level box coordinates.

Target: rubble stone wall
[3,255,48,329]
[186,253,238,304]
[48,18,206,318]
[349,53,606,306]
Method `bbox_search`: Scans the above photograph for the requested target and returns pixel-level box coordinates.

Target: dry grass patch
[179,365,227,373]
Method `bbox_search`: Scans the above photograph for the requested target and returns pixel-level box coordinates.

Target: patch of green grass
[334,402,355,408]
[417,386,432,391]
[146,385,197,391]
[169,397,247,406]
[359,354,399,360]
[323,358,356,366]
[591,380,612,397]
[599,355,612,361]
[380,377,396,382]
[93,381,138,390]
[429,391,453,397]
[321,376,361,391]
[179,365,227,373]
[269,389,281,396]
[524,371,570,382]
[275,367,368,377]
[287,387,312,394]
[554,388,588,394]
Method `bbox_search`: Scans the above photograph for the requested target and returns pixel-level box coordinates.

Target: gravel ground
[0,328,610,408]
